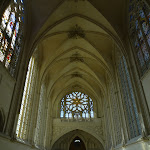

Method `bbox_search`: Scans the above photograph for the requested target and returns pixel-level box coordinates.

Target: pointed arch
[69,136,86,150]
[51,129,104,150]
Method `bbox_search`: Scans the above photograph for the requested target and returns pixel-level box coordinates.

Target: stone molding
[52,118,105,146]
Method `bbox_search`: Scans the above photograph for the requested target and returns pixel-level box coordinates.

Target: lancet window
[129,0,150,75]
[0,0,24,77]
[110,85,122,146]
[104,101,112,150]
[118,56,141,139]
[16,57,36,141]
[34,84,47,148]
[60,92,94,120]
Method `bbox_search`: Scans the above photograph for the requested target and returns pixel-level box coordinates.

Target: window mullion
[8,2,20,71]
[135,31,148,73]
[119,60,135,139]
[17,58,33,138]
[129,0,150,75]
[122,58,139,138]
[20,58,34,139]
[140,1,150,26]
[110,87,122,146]
[123,58,140,137]
[1,6,12,64]
[60,92,94,120]
[3,5,17,65]
[137,16,150,54]
[0,0,24,76]
[64,97,66,118]
[24,63,35,140]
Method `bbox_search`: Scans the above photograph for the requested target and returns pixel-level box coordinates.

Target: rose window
[60,92,94,119]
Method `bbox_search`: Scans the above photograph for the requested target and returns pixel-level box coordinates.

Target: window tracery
[16,57,36,141]
[104,102,112,150]
[60,92,94,120]
[118,55,141,139]
[34,84,47,148]
[0,0,24,77]
[129,0,150,75]
[110,86,122,146]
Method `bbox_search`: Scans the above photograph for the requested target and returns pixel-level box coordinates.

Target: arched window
[118,56,141,139]
[0,0,24,77]
[110,85,122,146]
[16,57,36,141]
[34,83,47,148]
[60,92,94,120]
[104,102,112,150]
[129,0,150,75]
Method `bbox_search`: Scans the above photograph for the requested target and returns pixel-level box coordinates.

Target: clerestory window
[118,56,141,139]
[129,0,150,76]
[0,0,24,77]
[60,92,94,119]
[16,57,36,141]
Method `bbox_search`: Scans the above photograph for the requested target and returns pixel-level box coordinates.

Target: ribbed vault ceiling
[28,0,127,116]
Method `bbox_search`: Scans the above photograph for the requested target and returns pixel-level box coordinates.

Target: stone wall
[141,70,150,112]
[51,118,104,147]
[0,63,15,131]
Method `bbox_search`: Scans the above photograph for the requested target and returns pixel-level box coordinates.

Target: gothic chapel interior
[0,0,150,150]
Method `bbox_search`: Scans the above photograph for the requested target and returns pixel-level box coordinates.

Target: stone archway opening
[51,129,104,150]
[69,136,86,150]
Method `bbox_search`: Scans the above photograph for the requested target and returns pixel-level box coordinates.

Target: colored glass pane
[0,0,24,76]
[147,12,150,23]
[129,0,150,75]
[141,42,149,61]
[118,56,141,139]
[5,48,13,68]
[0,29,3,43]
[135,20,138,29]
[60,92,94,119]
[6,12,15,37]
[139,9,145,18]
[1,6,11,30]
[147,31,150,46]
[137,50,145,67]
[0,50,5,62]
[110,86,122,146]
[141,21,148,34]
[16,58,35,139]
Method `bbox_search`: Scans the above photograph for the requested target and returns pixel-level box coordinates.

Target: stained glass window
[34,84,47,148]
[60,92,94,120]
[16,57,36,140]
[118,56,141,139]
[110,86,122,146]
[104,102,112,150]
[129,0,150,75]
[0,0,24,77]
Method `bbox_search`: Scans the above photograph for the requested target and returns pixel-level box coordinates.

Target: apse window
[60,92,94,119]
